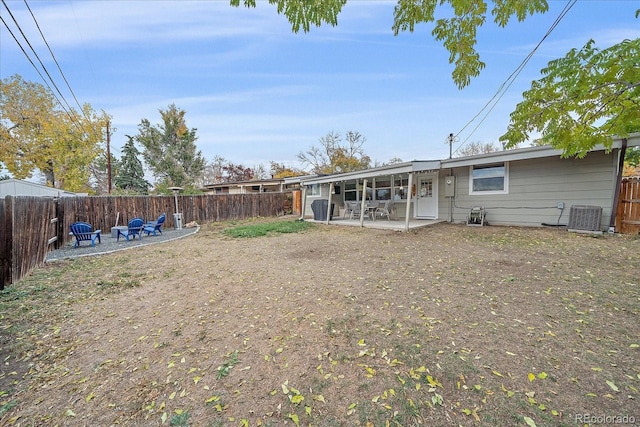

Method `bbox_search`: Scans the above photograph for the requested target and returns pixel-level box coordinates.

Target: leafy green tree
[135,104,205,189]
[114,136,149,194]
[297,131,371,174]
[623,148,640,176]
[500,38,640,157]
[0,75,108,191]
[232,0,549,88]
[626,147,640,168]
[624,124,640,170]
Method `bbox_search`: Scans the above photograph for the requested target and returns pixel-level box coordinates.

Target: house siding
[302,184,342,219]
[439,150,618,228]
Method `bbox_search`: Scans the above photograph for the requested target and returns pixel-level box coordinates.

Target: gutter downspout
[608,138,627,233]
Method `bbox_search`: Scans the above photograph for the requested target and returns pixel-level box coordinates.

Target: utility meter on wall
[445,176,455,197]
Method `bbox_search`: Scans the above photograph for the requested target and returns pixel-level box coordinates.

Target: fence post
[0,196,13,290]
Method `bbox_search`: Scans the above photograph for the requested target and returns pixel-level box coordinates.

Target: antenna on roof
[445,133,458,159]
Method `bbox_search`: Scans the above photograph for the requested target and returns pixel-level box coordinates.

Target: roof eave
[299,160,441,185]
[442,133,640,168]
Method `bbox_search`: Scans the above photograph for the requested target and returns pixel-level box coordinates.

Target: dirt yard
[1,218,639,427]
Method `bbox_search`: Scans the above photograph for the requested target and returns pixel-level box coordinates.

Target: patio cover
[298,160,441,231]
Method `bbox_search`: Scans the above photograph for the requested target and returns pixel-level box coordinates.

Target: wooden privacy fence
[615,176,640,235]
[1,193,290,289]
[0,196,58,292]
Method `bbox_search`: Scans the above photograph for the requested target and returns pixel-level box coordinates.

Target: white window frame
[374,178,392,201]
[469,162,509,195]
[344,182,358,201]
[307,183,321,197]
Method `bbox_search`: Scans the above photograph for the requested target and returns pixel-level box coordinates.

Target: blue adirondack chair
[144,213,166,236]
[70,222,102,248]
[116,217,144,241]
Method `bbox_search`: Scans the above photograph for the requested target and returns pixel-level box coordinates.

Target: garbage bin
[311,199,334,221]
[173,213,183,229]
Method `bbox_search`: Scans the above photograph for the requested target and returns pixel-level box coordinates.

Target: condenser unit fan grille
[567,205,602,231]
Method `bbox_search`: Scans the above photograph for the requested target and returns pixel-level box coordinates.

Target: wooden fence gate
[616,176,640,234]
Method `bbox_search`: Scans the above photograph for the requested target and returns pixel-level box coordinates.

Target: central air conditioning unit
[567,205,602,232]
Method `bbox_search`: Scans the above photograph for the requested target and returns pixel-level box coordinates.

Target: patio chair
[345,201,361,219]
[343,202,355,219]
[70,222,101,248]
[375,200,395,221]
[144,213,166,236]
[116,217,144,241]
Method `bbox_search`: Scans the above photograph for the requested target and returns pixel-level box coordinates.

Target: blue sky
[1,0,639,174]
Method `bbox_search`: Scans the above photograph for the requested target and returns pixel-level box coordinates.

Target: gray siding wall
[438,151,618,229]
[302,185,341,218]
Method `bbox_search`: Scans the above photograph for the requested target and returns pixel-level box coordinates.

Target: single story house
[201,178,298,194]
[0,179,78,198]
[296,135,639,232]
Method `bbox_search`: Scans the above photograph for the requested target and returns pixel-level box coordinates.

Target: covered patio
[296,160,444,232]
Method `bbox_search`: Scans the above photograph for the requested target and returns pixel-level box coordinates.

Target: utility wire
[23,1,83,114]
[0,14,74,123]
[22,0,103,139]
[1,0,99,138]
[451,0,578,156]
[1,0,77,118]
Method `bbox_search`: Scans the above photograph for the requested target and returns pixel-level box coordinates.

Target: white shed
[0,179,77,197]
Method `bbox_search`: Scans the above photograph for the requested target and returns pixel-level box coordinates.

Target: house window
[375,179,391,200]
[393,178,409,200]
[470,163,508,194]
[345,181,373,200]
[344,182,357,201]
[307,184,320,196]
[365,180,373,200]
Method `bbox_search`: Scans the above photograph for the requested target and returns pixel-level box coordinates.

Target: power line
[451,0,578,156]
[1,0,77,119]
[23,0,83,114]
[22,0,103,140]
[0,14,76,126]
[1,0,102,139]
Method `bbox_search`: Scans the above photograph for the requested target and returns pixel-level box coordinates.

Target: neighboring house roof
[202,178,288,192]
[0,179,77,197]
[299,134,640,185]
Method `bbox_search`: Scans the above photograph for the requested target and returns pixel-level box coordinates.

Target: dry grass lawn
[1,217,639,427]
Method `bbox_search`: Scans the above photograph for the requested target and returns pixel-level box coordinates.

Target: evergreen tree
[114,136,149,194]
[135,104,205,189]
